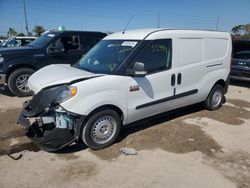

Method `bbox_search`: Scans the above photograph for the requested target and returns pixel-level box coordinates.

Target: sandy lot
[0,82,250,188]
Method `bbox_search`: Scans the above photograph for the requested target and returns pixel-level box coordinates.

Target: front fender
[5,56,36,68]
[61,89,128,123]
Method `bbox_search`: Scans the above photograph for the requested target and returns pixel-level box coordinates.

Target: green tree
[243,24,250,35]
[17,33,25,36]
[231,24,250,39]
[32,25,45,37]
[7,27,17,37]
[231,25,243,36]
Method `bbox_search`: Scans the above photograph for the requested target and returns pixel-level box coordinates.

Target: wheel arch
[85,104,124,123]
[6,64,37,82]
[78,104,124,143]
[213,79,227,93]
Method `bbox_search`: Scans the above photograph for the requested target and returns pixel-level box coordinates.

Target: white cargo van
[18,29,232,151]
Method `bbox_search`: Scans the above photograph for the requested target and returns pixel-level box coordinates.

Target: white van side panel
[174,35,231,106]
[204,38,229,61]
[178,38,203,66]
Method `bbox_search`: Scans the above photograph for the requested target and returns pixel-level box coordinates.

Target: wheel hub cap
[91,116,116,144]
[16,74,30,92]
[211,90,222,107]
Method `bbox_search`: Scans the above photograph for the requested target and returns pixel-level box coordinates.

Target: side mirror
[127,62,147,77]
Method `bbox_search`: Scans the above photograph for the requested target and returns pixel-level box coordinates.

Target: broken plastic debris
[7,153,23,160]
[120,147,138,155]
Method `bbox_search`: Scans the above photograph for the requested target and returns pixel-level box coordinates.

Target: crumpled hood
[28,64,104,94]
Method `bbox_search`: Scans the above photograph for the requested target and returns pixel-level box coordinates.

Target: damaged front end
[17,85,85,151]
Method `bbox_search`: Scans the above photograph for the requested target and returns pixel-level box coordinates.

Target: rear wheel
[204,84,224,111]
[8,68,35,97]
[81,109,121,150]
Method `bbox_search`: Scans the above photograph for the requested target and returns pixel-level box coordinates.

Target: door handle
[177,73,182,85]
[171,74,176,86]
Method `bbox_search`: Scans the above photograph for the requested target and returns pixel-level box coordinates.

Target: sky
[0,0,250,35]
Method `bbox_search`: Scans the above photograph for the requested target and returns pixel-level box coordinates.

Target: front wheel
[204,84,224,111]
[8,68,35,97]
[81,109,122,150]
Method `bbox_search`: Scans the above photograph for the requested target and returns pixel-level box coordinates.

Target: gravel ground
[0,82,250,188]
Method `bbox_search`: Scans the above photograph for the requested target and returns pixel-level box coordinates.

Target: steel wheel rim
[16,74,30,92]
[90,115,117,144]
[211,89,222,107]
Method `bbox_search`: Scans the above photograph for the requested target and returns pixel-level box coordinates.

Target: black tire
[82,109,122,150]
[8,68,35,97]
[204,84,224,111]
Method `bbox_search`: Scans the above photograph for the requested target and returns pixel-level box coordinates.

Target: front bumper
[17,86,86,151]
[18,103,85,151]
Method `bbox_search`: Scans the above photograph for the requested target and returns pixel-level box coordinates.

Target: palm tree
[243,24,250,35]
[7,27,17,37]
[231,25,244,35]
[33,25,45,37]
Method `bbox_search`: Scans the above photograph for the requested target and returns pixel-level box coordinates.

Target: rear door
[173,38,204,106]
[127,39,176,123]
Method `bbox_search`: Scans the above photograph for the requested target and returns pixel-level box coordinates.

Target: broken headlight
[55,86,77,103]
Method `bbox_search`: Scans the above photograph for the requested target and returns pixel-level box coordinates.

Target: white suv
[18,29,232,151]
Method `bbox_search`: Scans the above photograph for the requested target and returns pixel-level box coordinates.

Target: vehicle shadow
[230,79,250,88]
[0,87,15,97]
[60,103,205,154]
[55,143,87,154]
[117,103,204,143]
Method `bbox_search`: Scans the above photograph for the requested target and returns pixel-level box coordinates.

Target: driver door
[127,39,176,123]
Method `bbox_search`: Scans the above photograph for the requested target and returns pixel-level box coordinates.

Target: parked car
[17,29,232,151]
[0,30,107,96]
[230,40,250,81]
[0,36,37,48]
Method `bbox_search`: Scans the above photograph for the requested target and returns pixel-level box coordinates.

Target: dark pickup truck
[231,40,250,81]
[0,30,106,96]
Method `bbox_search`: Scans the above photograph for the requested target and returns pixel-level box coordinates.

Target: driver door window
[133,39,172,74]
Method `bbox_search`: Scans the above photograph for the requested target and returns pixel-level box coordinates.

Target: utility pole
[23,0,29,35]
[157,13,160,28]
[216,16,219,31]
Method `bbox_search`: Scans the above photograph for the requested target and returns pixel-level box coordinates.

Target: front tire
[82,109,121,150]
[8,68,35,97]
[204,84,224,111]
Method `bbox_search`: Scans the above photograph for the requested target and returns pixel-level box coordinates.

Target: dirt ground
[0,81,250,188]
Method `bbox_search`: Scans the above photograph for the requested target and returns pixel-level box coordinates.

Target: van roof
[104,28,231,40]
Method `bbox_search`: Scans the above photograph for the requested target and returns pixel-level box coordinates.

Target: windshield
[28,32,59,47]
[76,40,140,74]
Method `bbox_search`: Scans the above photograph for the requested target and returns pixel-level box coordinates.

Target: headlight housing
[56,86,77,103]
